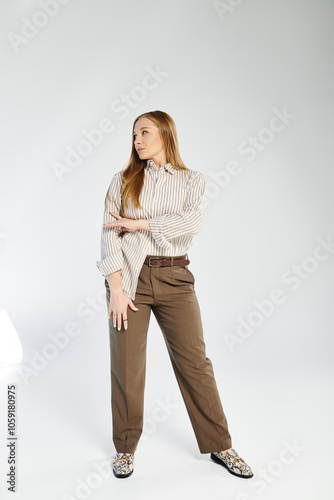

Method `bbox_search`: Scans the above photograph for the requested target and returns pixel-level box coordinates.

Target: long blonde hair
[104,110,189,216]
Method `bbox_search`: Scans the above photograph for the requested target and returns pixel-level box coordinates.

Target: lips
[137,148,144,152]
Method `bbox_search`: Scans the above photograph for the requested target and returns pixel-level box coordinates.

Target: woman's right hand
[108,289,138,331]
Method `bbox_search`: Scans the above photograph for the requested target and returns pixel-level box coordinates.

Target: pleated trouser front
[105,256,232,454]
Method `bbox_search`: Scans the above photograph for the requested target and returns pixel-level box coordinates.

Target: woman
[96,110,253,480]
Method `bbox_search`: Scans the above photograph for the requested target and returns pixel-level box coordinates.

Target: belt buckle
[148,257,161,267]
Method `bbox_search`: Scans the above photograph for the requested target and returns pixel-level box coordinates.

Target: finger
[109,211,122,220]
[103,222,120,227]
[113,311,117,328]
[117,312,122,332]
[123,316,128,330]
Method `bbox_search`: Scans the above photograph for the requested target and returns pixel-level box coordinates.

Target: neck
[149,155,167,169]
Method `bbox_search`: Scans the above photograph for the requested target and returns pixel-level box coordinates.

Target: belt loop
[171,256,173,267]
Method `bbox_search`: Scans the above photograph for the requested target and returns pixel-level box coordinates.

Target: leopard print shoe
[112,452,135,478]
[211,448,253,478]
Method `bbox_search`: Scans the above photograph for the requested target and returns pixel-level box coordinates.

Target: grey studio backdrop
[0,1,333,499]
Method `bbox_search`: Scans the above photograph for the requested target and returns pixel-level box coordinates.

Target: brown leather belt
[144,254,190,267]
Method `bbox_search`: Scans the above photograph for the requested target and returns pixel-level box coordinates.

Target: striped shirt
[96,159,206,300]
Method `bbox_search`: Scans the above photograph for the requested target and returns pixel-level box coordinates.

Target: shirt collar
[146,159,174,175]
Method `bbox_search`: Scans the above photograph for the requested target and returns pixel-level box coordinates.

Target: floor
[0,332,331,500]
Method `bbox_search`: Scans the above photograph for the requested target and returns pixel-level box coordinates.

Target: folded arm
[96,173,124,277]
[149,172,206,250]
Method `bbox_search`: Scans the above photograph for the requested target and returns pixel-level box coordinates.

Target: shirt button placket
[153,167,159,205]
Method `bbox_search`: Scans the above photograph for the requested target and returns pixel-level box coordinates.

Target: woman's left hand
[103,211,139,233]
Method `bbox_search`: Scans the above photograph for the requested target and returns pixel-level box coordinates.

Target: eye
[133,130,148,140]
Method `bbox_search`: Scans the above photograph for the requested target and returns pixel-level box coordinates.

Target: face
[133,116,166,164]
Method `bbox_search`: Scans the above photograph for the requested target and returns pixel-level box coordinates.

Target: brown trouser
[104,255,232,454]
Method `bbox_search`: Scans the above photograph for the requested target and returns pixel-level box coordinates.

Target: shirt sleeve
[96,173,124,276]
[149,172,206,250]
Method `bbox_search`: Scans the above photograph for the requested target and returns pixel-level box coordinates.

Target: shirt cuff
[149,216,172,250]
[96,249,123,277]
